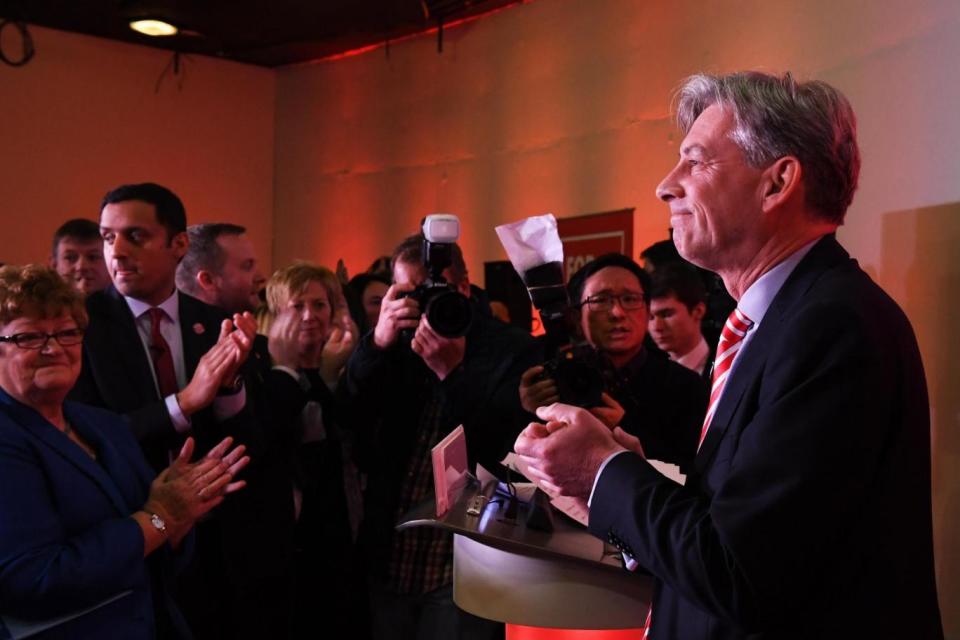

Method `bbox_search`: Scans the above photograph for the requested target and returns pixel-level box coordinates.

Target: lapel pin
[193,323,205,335]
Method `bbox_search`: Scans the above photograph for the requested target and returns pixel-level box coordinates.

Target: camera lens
[425,290,473,338]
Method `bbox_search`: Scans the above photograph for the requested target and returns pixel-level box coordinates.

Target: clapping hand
[320,313,357,385]
[268,308,302,370]
[146,437,250,546]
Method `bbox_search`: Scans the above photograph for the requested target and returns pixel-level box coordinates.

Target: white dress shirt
[124,291,246,432]
[674,336,710,376]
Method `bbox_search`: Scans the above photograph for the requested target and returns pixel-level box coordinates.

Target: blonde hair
[264,262,345,323]
[0,264,88,329]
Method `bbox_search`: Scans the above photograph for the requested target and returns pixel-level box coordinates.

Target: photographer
[342,225,536,640]
[519,253,707,472]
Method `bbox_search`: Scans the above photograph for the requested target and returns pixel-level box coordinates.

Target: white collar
[124,289,180,323]
[738,237,822,328]
[675,335,710,374]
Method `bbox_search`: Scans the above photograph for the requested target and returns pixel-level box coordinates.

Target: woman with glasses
[0,265,248,639]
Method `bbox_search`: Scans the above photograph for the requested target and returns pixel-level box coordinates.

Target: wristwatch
[149,512,167,535]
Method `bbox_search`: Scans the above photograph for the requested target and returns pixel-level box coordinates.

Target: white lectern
[397,479,650,639]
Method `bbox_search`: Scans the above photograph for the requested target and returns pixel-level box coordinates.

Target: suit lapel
[0,390,130,515]
[178,292,213,378]
[695,235,850,472]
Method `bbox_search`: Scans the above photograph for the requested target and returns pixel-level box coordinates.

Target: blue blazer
[0,388,190,639]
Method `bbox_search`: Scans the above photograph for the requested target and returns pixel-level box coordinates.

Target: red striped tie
[698,308,753,450]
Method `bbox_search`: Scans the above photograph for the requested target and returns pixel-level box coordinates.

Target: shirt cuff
[272,365,300,382]
[213,386,246,420]
[165,394,191,433]
[587,449,631,508]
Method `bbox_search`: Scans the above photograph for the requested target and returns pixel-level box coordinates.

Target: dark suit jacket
[343,313,538,571]
[614,348,708,474]
[69,286,243,470]
[0,389,189,639]
[589,236,943,639]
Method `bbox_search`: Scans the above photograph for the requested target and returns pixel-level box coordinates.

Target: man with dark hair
[176,223,265,313]
[100,181,188,239]
[50,218,111,295]
[639,238,682,273]
[344,229,535,640]
[70,182,260,639]
[520,252,707,472]
[648,262,710,377]
[515,71,942,639]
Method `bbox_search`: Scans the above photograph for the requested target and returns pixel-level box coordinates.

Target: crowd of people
[0,68,943,640]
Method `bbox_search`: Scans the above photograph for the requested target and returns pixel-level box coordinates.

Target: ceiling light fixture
[129,19,178,37]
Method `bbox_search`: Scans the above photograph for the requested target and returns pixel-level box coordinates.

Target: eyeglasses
[580,293,646,312]
[0,328,85,350]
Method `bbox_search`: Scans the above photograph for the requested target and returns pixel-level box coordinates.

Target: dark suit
[69,286,241,471]
[68,286,263,638]
[613,348,708,474]
[0,389,190,639]
[589,236,943,639]
[220,336,308,639]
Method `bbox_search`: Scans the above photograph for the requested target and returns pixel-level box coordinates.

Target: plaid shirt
[385,388,454,594]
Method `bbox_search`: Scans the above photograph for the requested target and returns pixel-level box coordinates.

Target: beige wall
[273,0,960,633]
[0,25,275,270]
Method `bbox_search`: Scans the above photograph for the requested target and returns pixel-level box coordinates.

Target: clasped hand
[514,403,643,501]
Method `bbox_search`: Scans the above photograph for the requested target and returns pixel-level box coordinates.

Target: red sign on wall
[556,208,634,280]
[528,209,635,336]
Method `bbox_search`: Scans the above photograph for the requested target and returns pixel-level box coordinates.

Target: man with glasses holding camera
[520,253,707,472]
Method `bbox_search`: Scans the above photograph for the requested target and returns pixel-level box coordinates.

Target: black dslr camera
[523,262,609,408]
[399,214,473,339]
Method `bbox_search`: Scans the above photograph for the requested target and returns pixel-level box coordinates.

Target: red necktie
[698,308,753,450]
[147,307,179,398]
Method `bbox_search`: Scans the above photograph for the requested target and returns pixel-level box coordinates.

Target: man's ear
[196,270,217,293]
[690,301,706,323]
[170,231,189,260]
[761,156,802,212]
[457,274,471,298]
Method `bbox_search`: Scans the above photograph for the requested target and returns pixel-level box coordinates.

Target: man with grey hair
[515,71,942,638]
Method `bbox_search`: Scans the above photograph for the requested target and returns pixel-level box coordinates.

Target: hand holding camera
[373,282,420,349]
[411,315,466,380]
[519,364,560,414]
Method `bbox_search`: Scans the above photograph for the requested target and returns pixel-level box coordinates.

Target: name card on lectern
[432,425,469,516]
